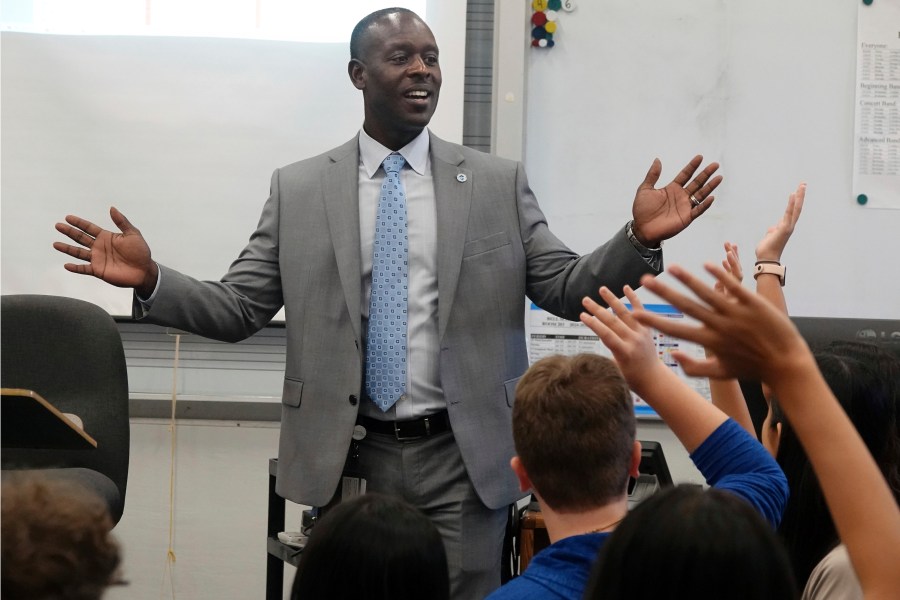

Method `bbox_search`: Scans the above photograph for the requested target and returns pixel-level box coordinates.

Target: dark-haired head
[774,341,900,583]
[584,486,797,600]
[290,493,449,600]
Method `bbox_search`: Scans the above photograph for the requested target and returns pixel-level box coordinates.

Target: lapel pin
[456,173,467,183]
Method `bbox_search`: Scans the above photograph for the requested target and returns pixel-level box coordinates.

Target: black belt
[357,410,451,442]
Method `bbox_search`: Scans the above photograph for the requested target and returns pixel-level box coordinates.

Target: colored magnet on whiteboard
[538,38,548,48]
[548,0,562,9]
[531,11,548,26]
[545,21,557,34]
[532,25,547,40]
[857,194,868,205]
[545,10,558,21]
[532,0,548,11]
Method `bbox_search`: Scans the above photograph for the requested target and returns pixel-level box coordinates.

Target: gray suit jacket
[138,132,659,509]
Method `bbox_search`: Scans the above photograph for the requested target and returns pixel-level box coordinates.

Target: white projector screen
[1,1,465,316]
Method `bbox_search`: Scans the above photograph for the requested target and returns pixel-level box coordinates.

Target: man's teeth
[406,91,428,98]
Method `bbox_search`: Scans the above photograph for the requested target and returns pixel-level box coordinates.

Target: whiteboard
[0,1,465,316]
[523,0,900,319]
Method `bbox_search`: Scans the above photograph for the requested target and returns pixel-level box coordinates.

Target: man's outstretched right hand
[54,207,159,298]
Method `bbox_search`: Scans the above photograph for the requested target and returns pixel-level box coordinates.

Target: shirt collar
[358,127,430,178]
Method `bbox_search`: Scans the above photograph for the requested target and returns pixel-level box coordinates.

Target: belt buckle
[394,417,429,442]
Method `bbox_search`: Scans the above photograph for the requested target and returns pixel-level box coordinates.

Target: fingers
[62,214,103,238]
[672,155,704,187]
[694,173,722,200]
[52,242,91,262]
[623,285,644,312]
[635,264,754,350]
[581,296,627,354]
[786,183,805,227]
[636,267,724,325]
[55,222,95,248]
[682,159,721,195]
[725,244,743,282]
[682,160,721,214]
[774,182,805,233]
[640,158,663,190]
[671,350,730,379]
[679,263,752,310]
[632,307,713,349]
[109,206,137,234]
[600,286,638,329]
[581,288,628,336]
[691,194,715,216]
[63,262,95,276]
[581,286,642,353]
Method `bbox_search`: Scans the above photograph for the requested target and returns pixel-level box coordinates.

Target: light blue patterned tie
[366,153,408,411]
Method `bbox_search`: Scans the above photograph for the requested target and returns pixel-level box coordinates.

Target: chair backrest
[1,294,130,524]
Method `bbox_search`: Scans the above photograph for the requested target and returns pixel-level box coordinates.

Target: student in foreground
[486,285,788,600]
[584,484,796,600]
[588,264,900,600]
[1,474,124,600]
[290,493,448,600]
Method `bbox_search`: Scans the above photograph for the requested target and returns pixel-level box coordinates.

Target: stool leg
[267,463,286,599]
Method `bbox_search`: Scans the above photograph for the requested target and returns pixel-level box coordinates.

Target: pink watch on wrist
[753,261,786,286]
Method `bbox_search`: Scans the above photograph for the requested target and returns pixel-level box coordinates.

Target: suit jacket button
[349,395,358,406]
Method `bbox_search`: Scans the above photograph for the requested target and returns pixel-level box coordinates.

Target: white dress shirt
[357,127,445,420]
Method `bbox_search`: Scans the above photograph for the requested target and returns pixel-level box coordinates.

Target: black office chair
[1,294,130,526]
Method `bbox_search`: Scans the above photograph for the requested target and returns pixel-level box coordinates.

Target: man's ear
[510,456,532,493]
[348,59,366,90]
[628,440,642,478]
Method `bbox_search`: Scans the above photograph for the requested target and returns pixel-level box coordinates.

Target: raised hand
[630,155,722,247]
[634,262,900,599]
[755,183,805,262]
[714,242,743,297]
[706,242,756,437]
[581,283,732,453]
[580,285,665,394]
[54,207,159,297]
[632,264,809,385]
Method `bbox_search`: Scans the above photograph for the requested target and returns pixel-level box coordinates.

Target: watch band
[753,262,786,286]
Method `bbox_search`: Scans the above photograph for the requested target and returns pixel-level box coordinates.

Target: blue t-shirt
[487,419,788,600]
[690,418,788,528]
[486,532,610,600]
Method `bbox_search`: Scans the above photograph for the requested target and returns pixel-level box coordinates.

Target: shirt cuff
[135,263,162,313]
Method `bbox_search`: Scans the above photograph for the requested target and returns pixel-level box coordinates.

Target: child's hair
[584,485,797,600]
[774,341,900,583]
[1,474,122,600]
[513,353,635,510]
[290,493,449,600]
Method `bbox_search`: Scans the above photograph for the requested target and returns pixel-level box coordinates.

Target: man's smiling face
[350,11,442,150]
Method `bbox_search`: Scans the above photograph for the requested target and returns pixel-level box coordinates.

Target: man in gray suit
[55,7,720,598]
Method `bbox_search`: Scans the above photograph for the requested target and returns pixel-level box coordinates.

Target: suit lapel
[323,136,363,341]
[430,133,472,342]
